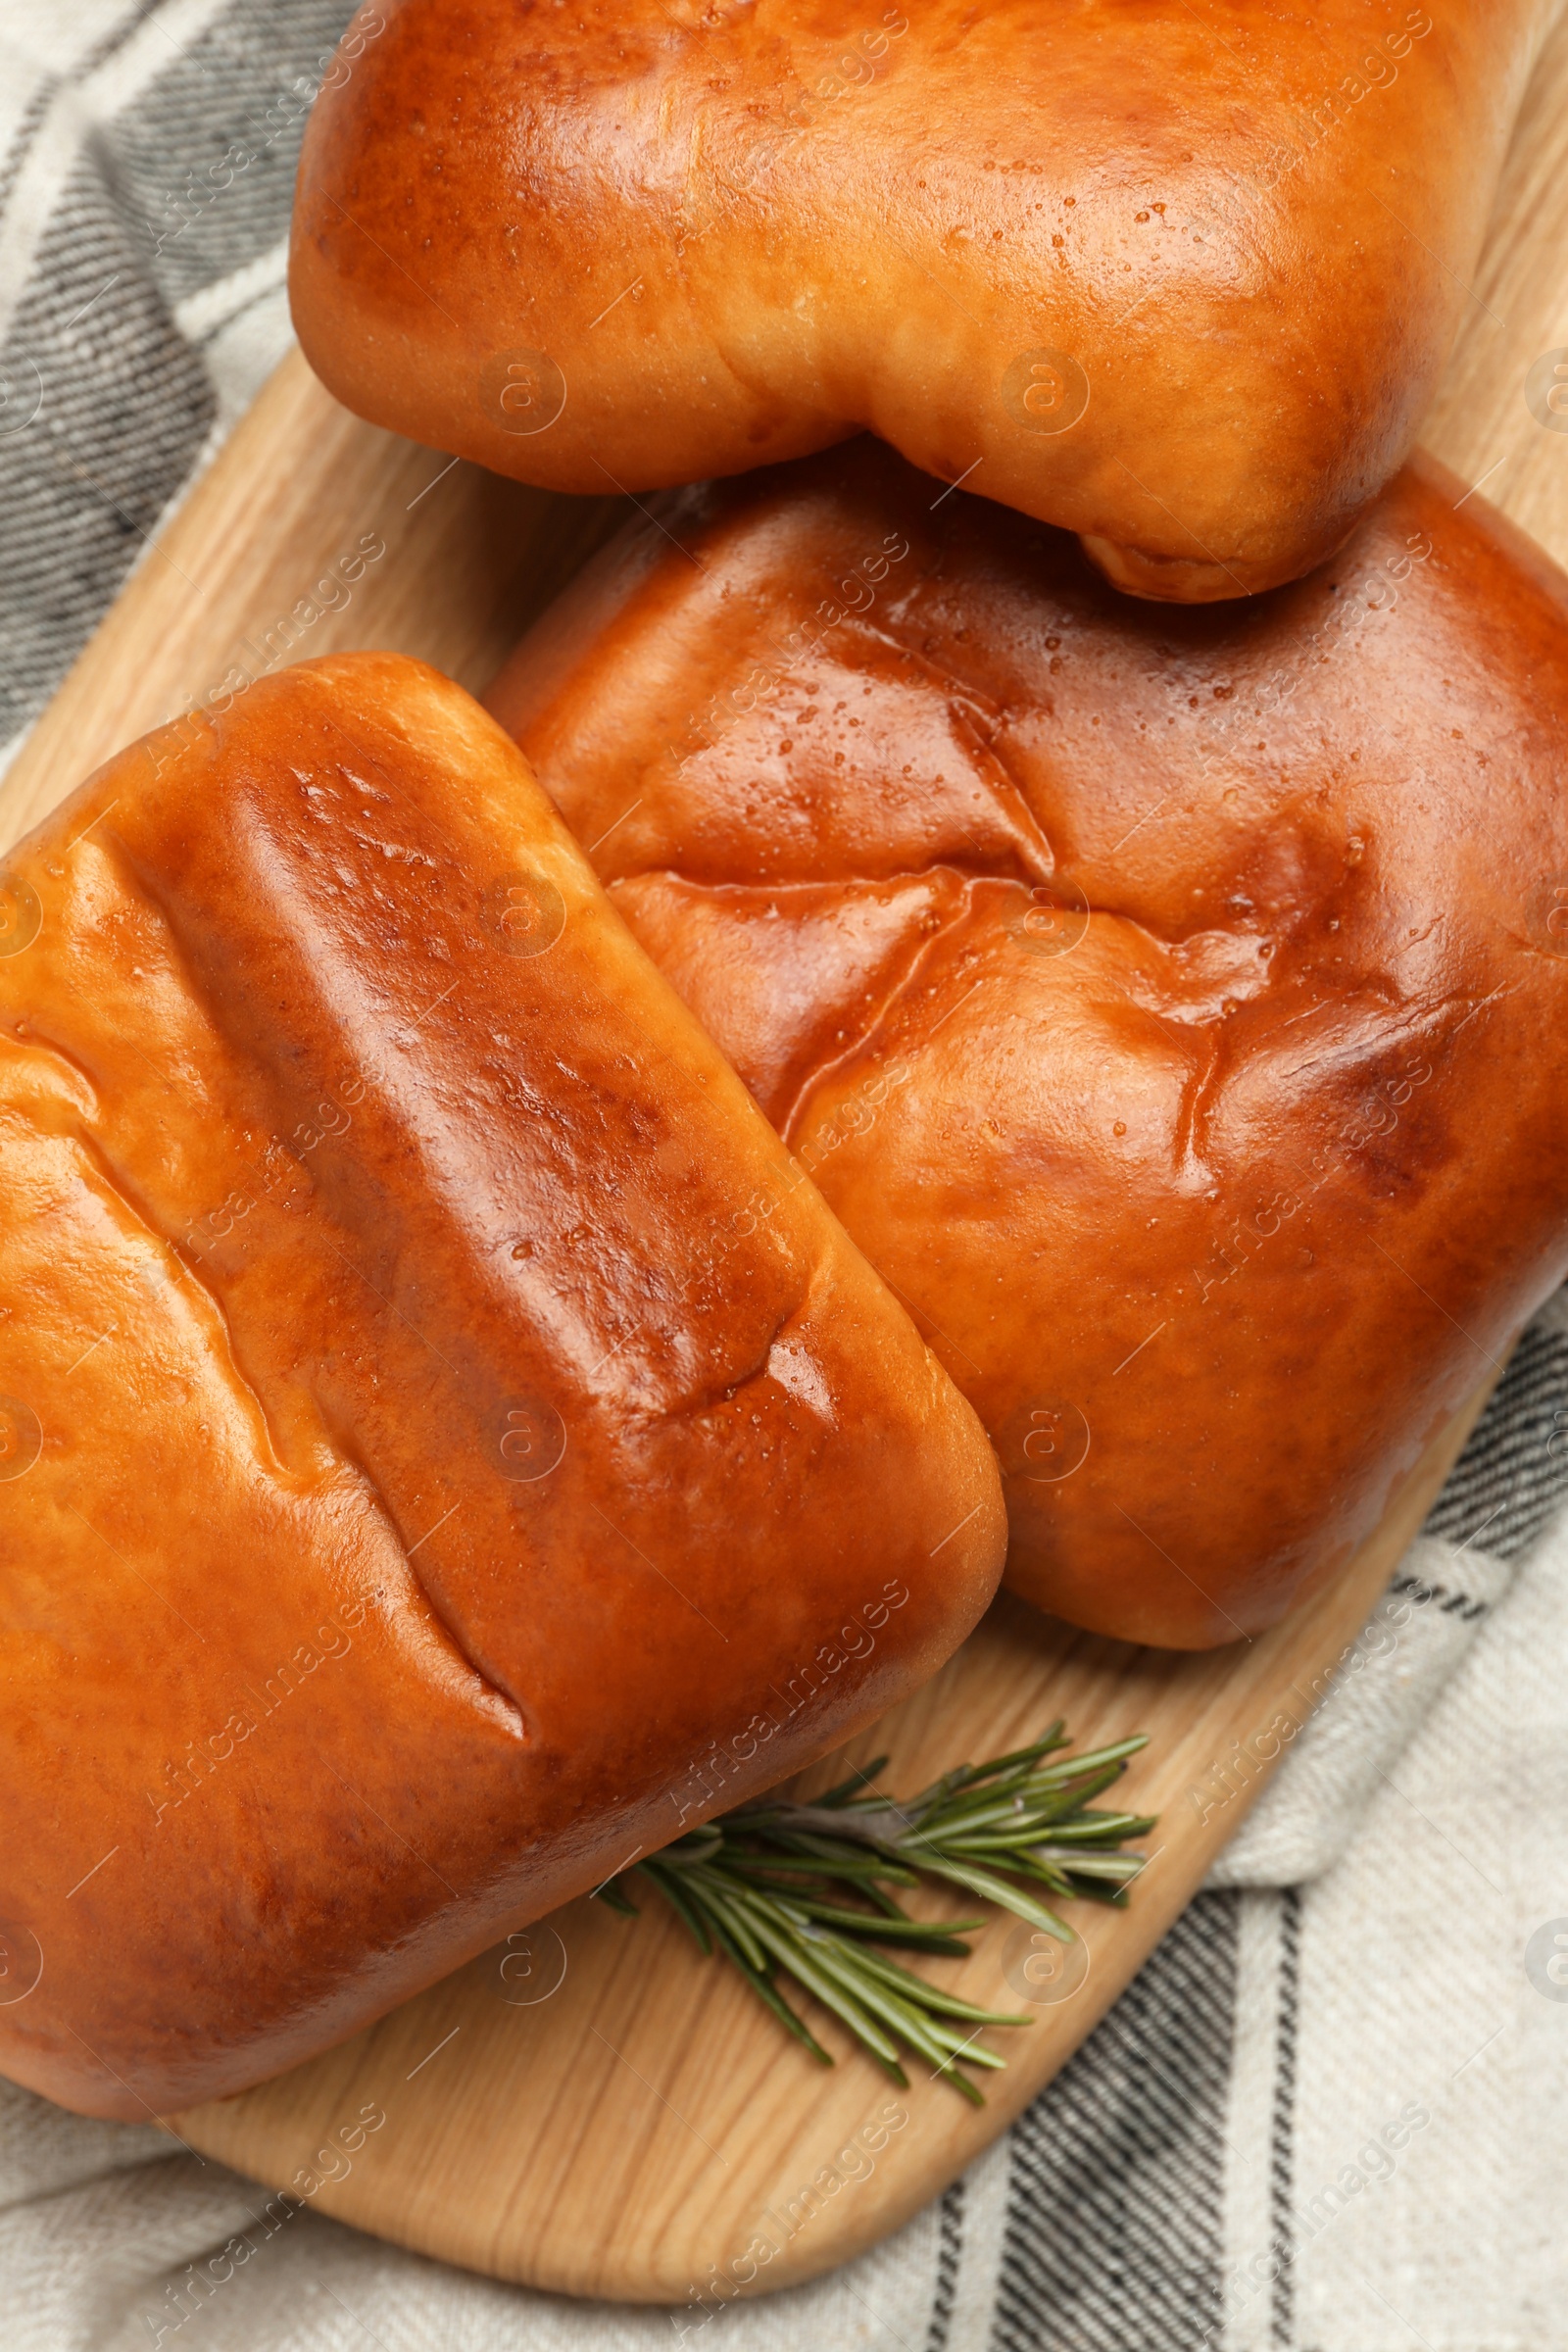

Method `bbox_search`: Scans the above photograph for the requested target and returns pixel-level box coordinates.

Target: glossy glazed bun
[489,443,1568,1645]
[0,652,1004,2118]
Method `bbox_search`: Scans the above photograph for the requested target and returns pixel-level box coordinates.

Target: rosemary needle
[596,1721,1154,2102]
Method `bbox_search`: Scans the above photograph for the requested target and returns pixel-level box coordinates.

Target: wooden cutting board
[3,5,1566,2300]
[175,1392,1489,2304]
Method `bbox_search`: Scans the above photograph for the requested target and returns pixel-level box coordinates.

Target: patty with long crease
[0,652,1004,2118]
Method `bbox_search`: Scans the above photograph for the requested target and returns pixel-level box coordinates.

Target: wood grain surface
[2,1,1564,2302]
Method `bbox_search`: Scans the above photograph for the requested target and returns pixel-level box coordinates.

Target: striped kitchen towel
[1,7,1565,2349]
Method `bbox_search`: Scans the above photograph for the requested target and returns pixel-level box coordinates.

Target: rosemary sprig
[597,1722,1154,2102]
